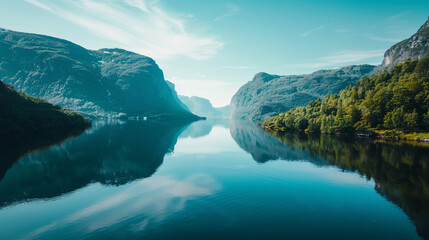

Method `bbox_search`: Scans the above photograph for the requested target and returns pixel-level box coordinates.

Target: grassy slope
[0,81,91,135]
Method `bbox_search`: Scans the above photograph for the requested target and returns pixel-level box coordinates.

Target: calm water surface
[0,119,428,240]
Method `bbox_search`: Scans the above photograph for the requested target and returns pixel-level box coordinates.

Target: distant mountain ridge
[262,57,429,135]
[373,17,429,73]
[231,17,429,122]
[0,28,197,119]
[230,65,375,121]
[179,95,229,118]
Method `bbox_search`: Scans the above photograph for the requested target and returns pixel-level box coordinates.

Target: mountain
[231,18,429,122]
[373,17,429,73]
[0,81,90,136]
[230,65,375,121]
[179,95,229,118]
[216,105,230,117]
[0,28,197,119]
[263,57,429,136]
[166,81,191,112]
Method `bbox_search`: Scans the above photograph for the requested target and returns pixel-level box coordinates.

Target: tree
[262,57,429,134]
[296,117,309,131]
[403,110,419,131]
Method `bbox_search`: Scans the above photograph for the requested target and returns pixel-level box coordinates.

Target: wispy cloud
[387,11,411,21]
[22,174,221,239]
[214,2,240,22]
[26,0,52,11]
[25,0,223,60]
[301,25,326,37]
[286,50,385,69]
[367,34,400,43]
[365,11,411,44]
[321,50,385,64]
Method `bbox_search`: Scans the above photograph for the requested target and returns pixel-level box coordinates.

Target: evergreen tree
[263,57,429,134]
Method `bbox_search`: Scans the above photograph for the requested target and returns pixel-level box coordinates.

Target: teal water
[0,119,428,240]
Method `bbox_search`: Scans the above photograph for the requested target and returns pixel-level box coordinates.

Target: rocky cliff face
[0,28,195,119]
[230,65,375,121]
[373,17,429,73]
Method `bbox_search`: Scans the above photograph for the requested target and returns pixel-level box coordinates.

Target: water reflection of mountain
[267,131,429,240]
[0,127,88,181]
[180,118,229,139]
[0,120,191,208]
[229,120,329,166]
[230,121,429,240]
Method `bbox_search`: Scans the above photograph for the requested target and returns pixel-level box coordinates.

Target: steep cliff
[373,17,429,73]
[0,28,196,119]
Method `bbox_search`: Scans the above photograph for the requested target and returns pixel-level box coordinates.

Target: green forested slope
[0,81,91,135]
[262,57,429,136]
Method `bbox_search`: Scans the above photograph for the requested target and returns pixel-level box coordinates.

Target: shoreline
[260,125,429,144]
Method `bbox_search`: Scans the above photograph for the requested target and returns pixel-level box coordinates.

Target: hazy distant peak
[179,95,229,118]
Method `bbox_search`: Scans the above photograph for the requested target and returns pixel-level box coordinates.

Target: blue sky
[0,0,428,106]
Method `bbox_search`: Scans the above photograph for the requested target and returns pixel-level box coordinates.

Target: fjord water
[0,120,428,240]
